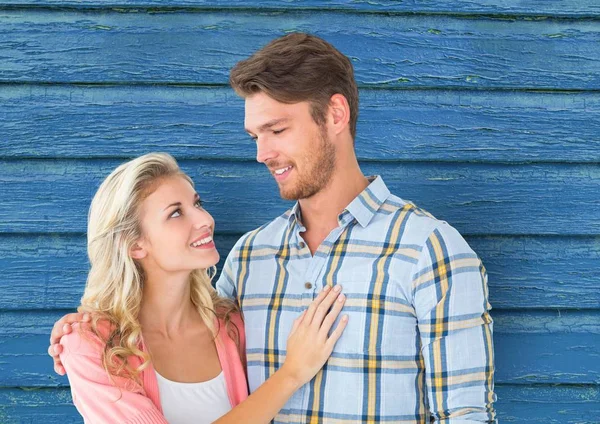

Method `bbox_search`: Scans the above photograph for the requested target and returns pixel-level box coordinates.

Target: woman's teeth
[191,236,212,247]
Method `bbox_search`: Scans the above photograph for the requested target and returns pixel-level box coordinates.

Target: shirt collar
[343,175,390,227]
[287,175,390,228]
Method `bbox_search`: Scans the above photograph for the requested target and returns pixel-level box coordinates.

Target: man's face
[245,92,336,200]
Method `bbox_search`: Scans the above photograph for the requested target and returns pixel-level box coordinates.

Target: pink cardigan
[59,315,248,424]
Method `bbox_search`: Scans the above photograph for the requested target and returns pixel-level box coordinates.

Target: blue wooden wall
[1,1,599,423]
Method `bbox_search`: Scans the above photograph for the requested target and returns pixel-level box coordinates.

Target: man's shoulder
[378,192,465,248]
[233,208,292,247]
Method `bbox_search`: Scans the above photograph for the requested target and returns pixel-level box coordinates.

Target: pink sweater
[60,315,248,424]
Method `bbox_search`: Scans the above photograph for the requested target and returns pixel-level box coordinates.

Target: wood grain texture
[0,310,598,387]
[1,234,599,310]
[1,10,599,89]
[3,85,600,163]
[1,159,598,235]
[1,385,599,423]
[2,1,600,18]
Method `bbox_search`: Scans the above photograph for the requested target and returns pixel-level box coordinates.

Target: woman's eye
[195,199,204,208]
[169,209,181,218]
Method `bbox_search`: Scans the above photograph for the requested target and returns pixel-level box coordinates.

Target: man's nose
[255,137,277,164]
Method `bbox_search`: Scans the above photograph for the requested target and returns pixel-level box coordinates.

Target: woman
[58,152,348,423]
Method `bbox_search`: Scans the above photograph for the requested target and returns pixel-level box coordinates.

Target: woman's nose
[192,209,214,230]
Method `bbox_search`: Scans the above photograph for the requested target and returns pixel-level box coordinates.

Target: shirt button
[299,241,306,249]
[304,282,313,289]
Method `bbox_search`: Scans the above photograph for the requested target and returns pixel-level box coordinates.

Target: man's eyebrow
[246,118,289,134]
[163,193,200,211]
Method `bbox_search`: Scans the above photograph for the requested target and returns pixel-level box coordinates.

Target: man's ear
[130,241,147,260]
[329,93,350,135]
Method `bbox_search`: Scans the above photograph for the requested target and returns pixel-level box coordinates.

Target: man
[50,33,496,422]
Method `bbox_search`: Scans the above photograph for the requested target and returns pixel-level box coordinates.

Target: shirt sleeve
[216,233,251,303]
[215,249,238,301]
[411,223,497,423]
[60,325,168,424]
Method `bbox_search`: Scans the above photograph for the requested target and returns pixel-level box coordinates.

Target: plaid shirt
[216,176,496,423]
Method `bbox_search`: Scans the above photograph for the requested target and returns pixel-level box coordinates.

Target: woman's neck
[138,269,197,338]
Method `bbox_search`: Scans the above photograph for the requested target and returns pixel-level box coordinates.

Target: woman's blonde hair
[79,152,239,383]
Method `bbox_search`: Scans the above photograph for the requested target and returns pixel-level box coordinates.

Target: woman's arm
[214,284,347,424]
[59,324,168,424]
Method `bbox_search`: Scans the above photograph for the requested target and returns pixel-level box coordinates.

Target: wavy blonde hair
[79,152,240,383]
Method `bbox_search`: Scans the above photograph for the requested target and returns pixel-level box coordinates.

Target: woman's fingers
[309,285,342,331]
[326,314,349,349]
[318,291,346,338]
[289,310,306,336]
[302,285,332,326]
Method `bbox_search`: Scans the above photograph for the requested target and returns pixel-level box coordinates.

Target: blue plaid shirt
[216,176,496,423]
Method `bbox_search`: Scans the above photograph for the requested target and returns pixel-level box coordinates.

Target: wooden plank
[0,310,598,387]
[1,159,599,235]
[3,85,600,163]
[1,1,600,18]
[1,11,599,89]
[0,385,599,423]
[0,388,80,424]
[496,385,600,423]
[1,234,599,310]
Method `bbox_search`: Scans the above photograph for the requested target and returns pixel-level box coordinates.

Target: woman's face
[133,175,219,274]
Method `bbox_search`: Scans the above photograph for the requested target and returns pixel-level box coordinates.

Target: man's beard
[279,127,336,201]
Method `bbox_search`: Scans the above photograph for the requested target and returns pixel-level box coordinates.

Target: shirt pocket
[331,280,418,355]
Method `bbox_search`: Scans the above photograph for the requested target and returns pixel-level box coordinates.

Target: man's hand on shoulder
[48,312,91,375]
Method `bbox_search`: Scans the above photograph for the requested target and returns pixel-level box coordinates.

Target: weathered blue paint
[1,160,599,235]
[2,234,600,310]
[0,2,598,423]
[1,310,598,387]
[1,11,600,89]
[3,385,597,424]
[2,0,600,18]
[3,86,600,163]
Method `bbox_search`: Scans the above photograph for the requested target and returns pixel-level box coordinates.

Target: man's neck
[298,164,369,250]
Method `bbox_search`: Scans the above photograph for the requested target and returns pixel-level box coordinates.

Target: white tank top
[155,370,232,424]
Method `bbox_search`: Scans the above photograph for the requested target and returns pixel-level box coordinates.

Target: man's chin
[279,186,300,201]
[278,183,320,201]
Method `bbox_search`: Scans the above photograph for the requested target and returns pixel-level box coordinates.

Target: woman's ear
[130,241,147,260]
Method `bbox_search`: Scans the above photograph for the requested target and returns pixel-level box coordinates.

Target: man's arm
[412,223,497,423]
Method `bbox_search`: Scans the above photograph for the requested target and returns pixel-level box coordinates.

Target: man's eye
[273,128,286,135]
[249,135,258,141]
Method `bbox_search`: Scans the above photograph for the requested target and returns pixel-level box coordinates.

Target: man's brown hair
[229,32,359,140]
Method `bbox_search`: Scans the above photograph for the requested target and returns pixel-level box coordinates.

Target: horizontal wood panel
[1,234,599,310]
[0,310,598,386]
[2,1,600,18]
[1,160,598,235]
[0,385,599,423]
[3,86,599,163]
[1,11,599,89]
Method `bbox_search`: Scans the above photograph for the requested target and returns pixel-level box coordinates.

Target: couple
[48,33,497,423]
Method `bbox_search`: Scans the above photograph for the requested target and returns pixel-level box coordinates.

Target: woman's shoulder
[227,311,244,329]
[60,318,114,357]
